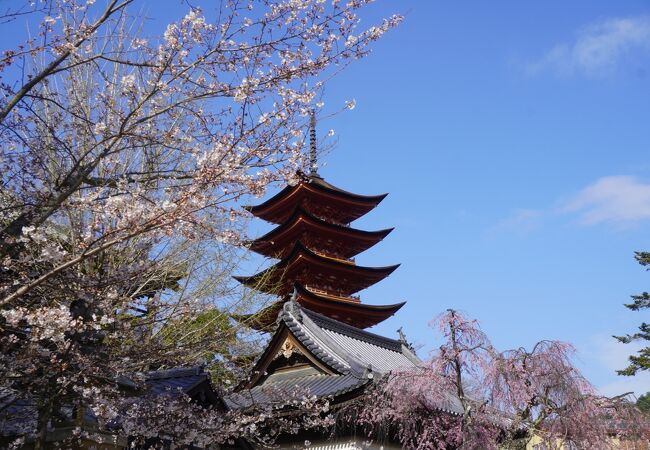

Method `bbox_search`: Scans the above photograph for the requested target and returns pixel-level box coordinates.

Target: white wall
[277,438,401,450]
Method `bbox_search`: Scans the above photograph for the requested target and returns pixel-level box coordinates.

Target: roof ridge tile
[301,308,405,352]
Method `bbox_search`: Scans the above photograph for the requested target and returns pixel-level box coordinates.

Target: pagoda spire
[309,109,318,176]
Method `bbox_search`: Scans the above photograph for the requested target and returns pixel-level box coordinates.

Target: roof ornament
[309,109,318,176]
[285,286,303,322]
[397,326,407,343]
[365,364,374,379]
[397,326,416,351]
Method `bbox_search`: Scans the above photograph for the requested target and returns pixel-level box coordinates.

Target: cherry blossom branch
[0,0,133,125]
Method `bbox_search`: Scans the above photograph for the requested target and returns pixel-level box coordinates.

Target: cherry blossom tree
[0,0,401,446]
[353,310,650,450]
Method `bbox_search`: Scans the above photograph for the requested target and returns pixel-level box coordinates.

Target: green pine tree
[638,392,650,413]
[615,252,650,376]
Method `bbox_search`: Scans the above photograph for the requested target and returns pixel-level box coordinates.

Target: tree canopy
[0,0,401,447]
[615,252,650,376]
[638,392,650,413]
[351,310,650,449]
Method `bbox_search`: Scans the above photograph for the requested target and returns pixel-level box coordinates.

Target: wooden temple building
[226,116,464,449]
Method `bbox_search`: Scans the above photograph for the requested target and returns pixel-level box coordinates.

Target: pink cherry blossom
[352,310,650,449]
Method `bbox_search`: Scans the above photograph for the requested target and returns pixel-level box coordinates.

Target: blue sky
[3,0,649,396]
[305,0,650,397]
[141,0,650,397]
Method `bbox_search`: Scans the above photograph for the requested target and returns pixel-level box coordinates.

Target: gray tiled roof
[282,302,420,377]
[0,393,99,437]
[0,366,214,437]
[320,328,418,374]
[227,301,423,410]
[225,373,369,409]
[145,366,208,396]
[0,390,35,437]
[301,309,421,374]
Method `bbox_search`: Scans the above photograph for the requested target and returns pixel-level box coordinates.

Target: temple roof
[255,301,419,380]
[145,366,220,405]
[247,206,393,259]
[234,283,405,330]
[233,242,399,296]
[225,373,367,409]
[0,366,221,438]
[226,301,426,410]
[244,174,388,225]
[226,302,463,415]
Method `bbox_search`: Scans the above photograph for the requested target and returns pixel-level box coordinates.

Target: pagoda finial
[309,109,318,175]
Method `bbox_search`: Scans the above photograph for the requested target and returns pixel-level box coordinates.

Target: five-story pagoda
[235,113,404,330]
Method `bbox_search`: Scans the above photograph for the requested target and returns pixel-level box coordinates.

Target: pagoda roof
[233,241,399,296]
[248,206,393,259]
[233,283,406,330]
[244,173,388,225]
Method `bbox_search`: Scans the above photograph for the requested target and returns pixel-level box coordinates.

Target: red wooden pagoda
[235,113,404,330]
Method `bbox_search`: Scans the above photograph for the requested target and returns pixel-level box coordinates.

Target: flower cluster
[351,310,650,449]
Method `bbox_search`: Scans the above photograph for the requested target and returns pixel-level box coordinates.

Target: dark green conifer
[615,252,650,375]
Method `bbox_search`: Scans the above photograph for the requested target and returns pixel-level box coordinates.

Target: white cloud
[494,175,650,233]
[589,334,644,372]
[598,375,650,398]
[527,16,650,76]
[563,175,650,225]
[585,335,650,398]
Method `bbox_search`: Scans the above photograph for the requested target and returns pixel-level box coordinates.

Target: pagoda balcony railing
[312,212,350,228]
[304,285,360,302]
[312,250,355,265]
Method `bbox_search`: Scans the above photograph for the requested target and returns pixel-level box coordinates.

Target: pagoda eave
[233,284,405,330]
[245,175,388,225]
[233,242,399,296]
[231,309,281,332]
[247,206,393,259]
